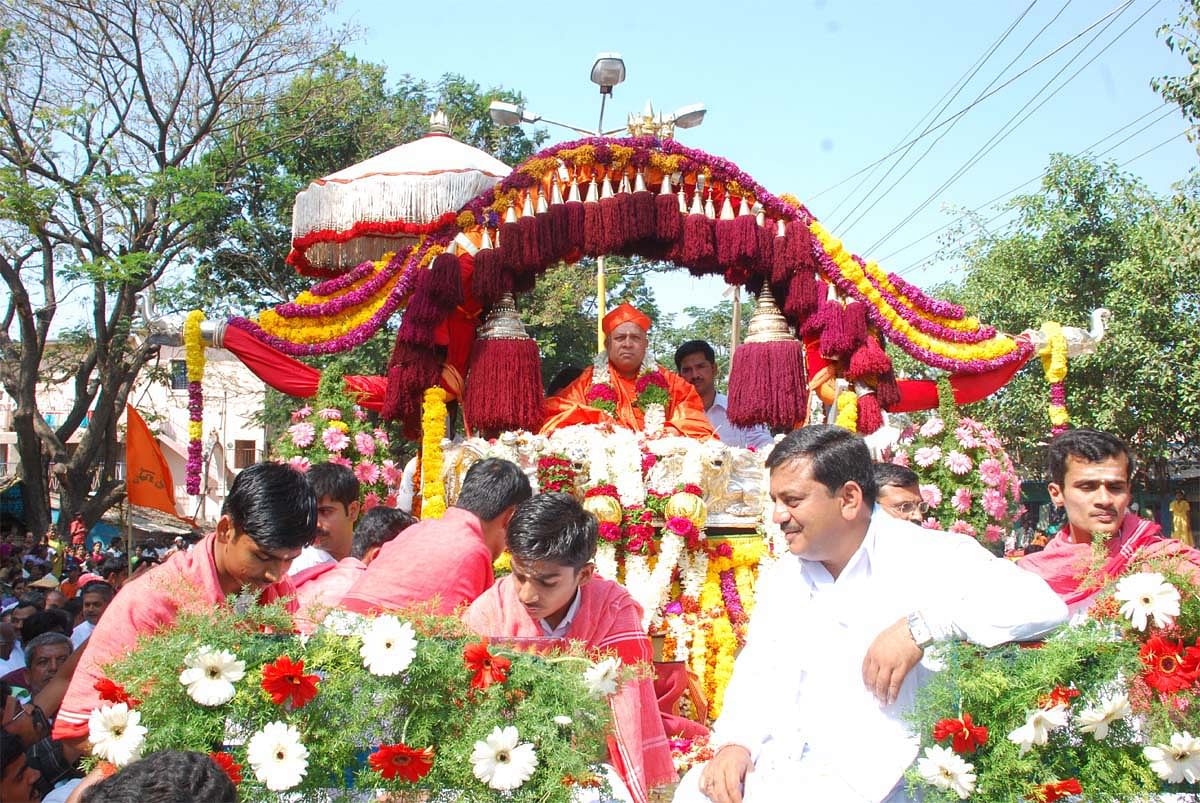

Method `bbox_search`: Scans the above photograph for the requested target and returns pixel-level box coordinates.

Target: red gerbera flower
[94,678,140,707]
[463,640,511,689]
[932,712,989,753]
[261,655,320,708]
[369,742,435,782]
[1026,778,1082,802]
[1037,686,1080,709]
[208,751,243,785]
[1140,635,1198,694]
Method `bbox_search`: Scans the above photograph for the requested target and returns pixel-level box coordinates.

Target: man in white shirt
[675,426,1068,803]
[288,462,360,577]
[674,341,773,449]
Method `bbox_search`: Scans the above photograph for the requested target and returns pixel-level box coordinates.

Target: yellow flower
[184,310,206,383]
[835,390,858,432]
[420,386,447,520]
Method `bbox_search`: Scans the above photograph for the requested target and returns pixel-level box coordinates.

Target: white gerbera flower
[246,721,309,791]
[916,745,976,800]
[359,615,417,676]
[1114,572,1181,631]
[178,645,245,707]
[1145,731,1200,783]
[470,725,538,791]
[88,703,147,767]
[584,657,621,698]
[1078,692,1132,741]
[1007,704,1069,755]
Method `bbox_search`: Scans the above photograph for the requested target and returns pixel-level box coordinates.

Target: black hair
[0,729,24,776]
[547,365,585,398]
[506,493,597,570]
[16,591,46,612]
[81,750,237,803]
[21,609,72,644]
[307,462,361,511]
[63,596,83,619]
[98,557,128,578]
[351,508,415,560]
[873,462,920,490]
[455,458,532,522]
[81,581,116,602]
[673,339,716,370]
[765,425,878,505]
[23,632,72,669]
[1047,428,1135,487]
[221,462,318,551]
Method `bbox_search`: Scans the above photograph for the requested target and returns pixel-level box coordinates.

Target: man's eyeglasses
[889,501,930,516]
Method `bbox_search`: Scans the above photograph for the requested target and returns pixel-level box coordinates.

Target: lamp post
[488,53,705,353]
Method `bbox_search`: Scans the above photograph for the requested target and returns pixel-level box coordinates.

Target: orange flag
[125,404,178,516]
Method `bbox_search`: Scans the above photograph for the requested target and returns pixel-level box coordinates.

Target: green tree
[0,0,349,537]
[931,155,1200,482]
[652,299,744,389]
[1154,0,1200,151]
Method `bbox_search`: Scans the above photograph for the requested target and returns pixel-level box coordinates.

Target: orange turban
[602,303,652,336]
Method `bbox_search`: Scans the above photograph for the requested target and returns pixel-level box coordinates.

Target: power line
[807,0,1136,201]
[833,0,1072,237]
[823,1,1039,225]
[865,0,1156,255]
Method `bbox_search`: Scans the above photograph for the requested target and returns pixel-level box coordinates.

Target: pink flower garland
[186,382,202,495]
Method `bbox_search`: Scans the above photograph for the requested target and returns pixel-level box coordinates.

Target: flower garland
[536,454,578,494]
[1040,321,1070,436]
[184,310,206,496]
[586,355,669,421]
[420,387,447,519]
[834,388,858,432]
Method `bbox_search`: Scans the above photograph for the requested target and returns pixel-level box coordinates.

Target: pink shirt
[341,507,493,615]
[293,556,367,633]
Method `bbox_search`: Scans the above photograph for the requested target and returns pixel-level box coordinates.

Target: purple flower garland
[186,381,203,495]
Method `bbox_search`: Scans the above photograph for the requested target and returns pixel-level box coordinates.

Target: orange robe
[540,364,717,439]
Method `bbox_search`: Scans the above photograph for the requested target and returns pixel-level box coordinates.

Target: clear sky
[338,0,1196,322]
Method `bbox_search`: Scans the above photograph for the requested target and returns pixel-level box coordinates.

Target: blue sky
[339,0,1196,322]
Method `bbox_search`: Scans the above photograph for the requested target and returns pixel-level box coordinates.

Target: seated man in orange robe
[541,302,716,440]
[464,493,676,803]
[1019,428,1200,610]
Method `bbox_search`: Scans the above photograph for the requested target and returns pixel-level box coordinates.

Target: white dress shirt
[705,393,774,449]
[675,513,1068,803]
[537,588,582,639]
[287,545,334,576]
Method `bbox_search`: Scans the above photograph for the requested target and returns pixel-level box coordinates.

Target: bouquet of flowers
[91,600,617,801]
[908,559,1200,801]
[274,371,405,510]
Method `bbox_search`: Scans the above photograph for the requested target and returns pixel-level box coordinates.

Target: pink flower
[922,517,944,531]
[328,454,352,469]
[978,458,1004,487]
[955,426,981,449]
[982,431,1002,450]
[291,405,312,422]
[318,407,342,420]
[362,491,380,511]
[949,519,977,537]
[891,449,911,468]
[287,455,311,473]
[985,525,1005,543]
[354,461,380,485]
[385,493,398,508]
[982,488,1008,519]
[355,432,376,457]
[322,428,350,452]
[914,446,942,468]
[381,459,405,488]
[919,484,943,509]
[373,428,390,448]
[586,384,617,403]
[919,417,945,438]
[945,450,973,475]
[289,422,316,448]
[353,406,369,422]
[952,487,973,514]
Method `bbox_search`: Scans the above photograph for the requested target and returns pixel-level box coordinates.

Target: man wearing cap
[541,303,716,439]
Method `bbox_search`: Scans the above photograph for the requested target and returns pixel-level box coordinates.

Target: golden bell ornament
[583,494,623,525]
[665,492,707,528]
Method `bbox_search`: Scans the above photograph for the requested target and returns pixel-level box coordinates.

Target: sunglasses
[888,501,930,516]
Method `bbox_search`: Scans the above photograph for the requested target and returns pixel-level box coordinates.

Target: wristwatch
[906,610,934,650]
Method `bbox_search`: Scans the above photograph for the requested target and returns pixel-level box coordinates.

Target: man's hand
[862,616,924,706]
[698,744,752,803]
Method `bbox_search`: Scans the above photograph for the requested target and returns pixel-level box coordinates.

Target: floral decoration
[420,386,447,519]
[184,309,206,495]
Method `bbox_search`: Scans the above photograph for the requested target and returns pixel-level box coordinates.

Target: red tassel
[875,370,902,409]
[733,214,759,265]
[846,335,893,380]
[426,252,464,310]
[464,338,545,434]
[840,300,868,354]
[682,214,715,267]
[631,190,656,241]
[548,203,570,259]
[512,271,537,294]
[599,195,625,254]
[757,223,776,276]
[819,301,849,356]
[536,212,555,266]
[565,201,585,255]
[715,218,737,268]
[470,247,510,307]
[499,220,523,272]
[786,220,815,271]
[518,215,540,271]
[787,274,820,327]
[857,393,883,434]
[398,267,452,348]
[383,339,440,424]
[726,340,808,429]
[583,201,604,256]
[797,284,831,339]
[655,193,681,242]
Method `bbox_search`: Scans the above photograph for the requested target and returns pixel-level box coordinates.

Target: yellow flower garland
[835,389,858,432]
[1040,321,1070,426]
[419,386,448,520]
[184,310,205,381]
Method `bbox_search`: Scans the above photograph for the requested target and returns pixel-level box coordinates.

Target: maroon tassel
[857,393,883,434]
[786,220,815,271]
[757,223,776,276]
[797,284,831,339]
[726,340,808,429]
[716,218,739,268]
[875,370,902,409]
[787,274,821,328]
[583,201,604,256]
[382,340,440,425]
[536,212,555,266]
[425,252,463,309]
[470,247,510,307]
[846,335,893,380]
[518,215,540,271]
[841,301,868,354]
[397,271,447,348]
[499,220,523,272]
[655,193,681,242]
[548,203,570,259]
[682,214,715,267]
[733,214,759,265]
[819,301,849,356]
[512,271,537,295]
[565,200,585,256]
[771,231,791,285]
[464,338,545,434]
[599,195,626,254]
[631,190,656,241]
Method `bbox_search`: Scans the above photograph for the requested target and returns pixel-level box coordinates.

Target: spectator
[76,749,236,803]
[1,728,42,802]
[58,567,81,603]
[72,584,114,647]
[872,463,927,525]
[23,633,72,697]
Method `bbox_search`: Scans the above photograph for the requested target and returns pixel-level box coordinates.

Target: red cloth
[464,575,677,802]
[293,557,367,634]
[540,364,716,439]
[52,532,298,740]
[603,303,653,335]
[1019,515,1200,605]
[341,508,493,616]
[653,662,710,741]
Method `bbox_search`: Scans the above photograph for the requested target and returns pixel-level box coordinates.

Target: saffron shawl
[463,575,677,802]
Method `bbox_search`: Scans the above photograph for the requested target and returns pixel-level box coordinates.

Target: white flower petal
[88,703,147,768]
[359,615,418,677]
[247,720,309,791]
[1078,693,1131,741]
[470,725,537,791]
[1145,731,1200,783]
[178,646,245,708]
[917,745,976,799]
[584,657,621,698]
[1114,572,1181,632]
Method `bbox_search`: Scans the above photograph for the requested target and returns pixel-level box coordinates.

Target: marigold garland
[1040,321,1070,436]
[835,389,858,432]
[184,310,206,496]
[419,387,447,519]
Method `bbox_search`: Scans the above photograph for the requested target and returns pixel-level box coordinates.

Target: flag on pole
[125,404,178,516]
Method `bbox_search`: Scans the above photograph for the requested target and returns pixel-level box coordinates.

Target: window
[169,360,188,390]
[234,440,257,469]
